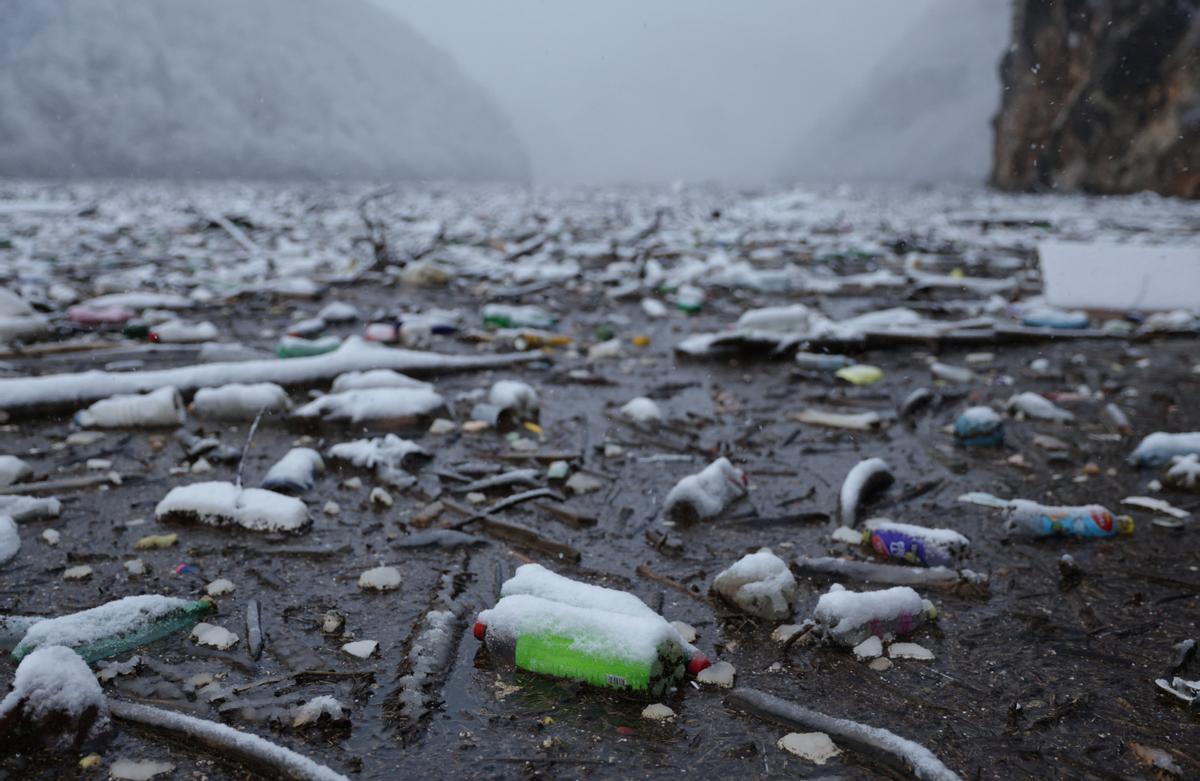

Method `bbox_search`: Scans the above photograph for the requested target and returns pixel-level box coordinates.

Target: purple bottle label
[870,529,934,566]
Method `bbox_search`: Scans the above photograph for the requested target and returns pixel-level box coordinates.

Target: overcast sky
[378,1,939,185]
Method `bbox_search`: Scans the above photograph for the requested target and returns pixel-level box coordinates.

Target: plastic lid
[686,652,711,676]
[473,620,487,641]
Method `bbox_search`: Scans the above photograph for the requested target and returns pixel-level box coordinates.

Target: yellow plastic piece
[835,365,884,385]
[631,335,650,347]
[134,533,178,550]
[524,422,544,436]
[79,754,102,770]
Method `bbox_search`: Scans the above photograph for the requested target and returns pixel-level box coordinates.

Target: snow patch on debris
[12,595,195,659]
[0,455,32,487]
[192,382,291,419]
[331,369,432,393]
[712,548,797,620]
[156,482,309,532]
[294,387,444,423]
[75,386,184,428]
[0,646,111,745]
[663,457,747,523]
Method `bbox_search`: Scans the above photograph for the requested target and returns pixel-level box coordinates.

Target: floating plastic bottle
[481,304,556,330]
[474,594,686,697]
[954,406,1004,447]
[794,352,854,371]
[261,447,324,494]
[813,584,937,647]
[11,595,213,663]
[863,519,969,567]
[75,386,185,428]
[276,334,342,359]
[1004,499,1133,538]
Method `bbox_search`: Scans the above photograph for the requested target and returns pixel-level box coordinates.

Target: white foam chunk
[155,481,309,532]
[641,703,675,721]
[294,387,444,423]
[662,457,747,522]
[192,382,291,419]
[191,623,239,650]
[342,640,379,658]
[852,636,883,660]
[712,548,797,620]
[696,660,736,688]
[778,732,842,764]
[328,435,426,471]
[0,495,61,523]
[888,642,934,660]
[110,759,175,780]
[1166,454,1200,488]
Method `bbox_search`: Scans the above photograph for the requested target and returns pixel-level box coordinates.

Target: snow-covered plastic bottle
[276,334,342,358]
[662,457,748,524]
[953,406,1004,447]
[813,584,937,647]
[482,304,556,330]
[75,386,185,428]
[1127,432,1200,467]
[863,519,969,567]
[1004,499,1133,538]
[11,595,213,663]
[474,594,686,697]
[496,563,710,675]
[261,447,324,494]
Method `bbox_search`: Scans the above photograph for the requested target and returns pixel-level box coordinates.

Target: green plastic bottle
[481,304,556,330]
[276,334,341,359]
[474,595,686,698]
[11,595,213,664]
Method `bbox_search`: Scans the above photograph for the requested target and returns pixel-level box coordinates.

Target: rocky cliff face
[0,0,530,181]
[992,0,1199,198]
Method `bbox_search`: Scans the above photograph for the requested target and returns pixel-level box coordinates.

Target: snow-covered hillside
[0,0,530,181]
[786,0,1011,184]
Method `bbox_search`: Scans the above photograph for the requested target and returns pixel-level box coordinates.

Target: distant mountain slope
[785,0,1010,184]
[0,0,530,181]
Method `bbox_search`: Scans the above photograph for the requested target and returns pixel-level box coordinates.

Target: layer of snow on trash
[191,622,238,649]
[75,386,184,428]
[1166,454,1200,488]
[620,396,664,424]
[155,482,309,532]
[108,700,350,781]
[12,595,195,658]
[0,515,20,565]
[0,646,110,742]
[662,457,747,522]
[479,594,677,665]
[358,566,401,591]
[294,387,444,423]
[261,448,324,493]
[293,695,347,727]
[1128,432,1200,466]
[488,380,538,415]
[328,435,427,471]
[1007,392,1073,422]
[712,548,798,620]
[0,455,32,487]
[330,369,432,393]
[814,585,932,642]
[0,495,61,522]
[192,382,291,419]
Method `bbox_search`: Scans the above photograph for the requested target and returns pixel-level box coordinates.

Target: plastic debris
[293,695,348,728]
[482,304,555,330]
[888,641,933,660]
[327,434,428,488]
[204,578,235,596]
[620,396,664,425]
[863,519,969,567]
[0,515,19,566]
[953,406,1004,447]
[488,380,539,419]
[662,457,748,524]
[794,556,978,588]
[1121,495,1191,519]
[75,386,185,428]
[813,584,937,647]
[641,703,675,721]
[476,594,687,697]
[1007,391,1073,422]
[261,448,324,494]
[792,409,881,430]
[929,362,976,383]
[12,595,212,663]
[697,660,736,688]
[358,566,401,591]
[1004,499,1134,538]
[1164,454,1200,492]
[1128,432,1200,467]
[294,387,444,424]
[835,364,883,385]
[342,640,378,658]
[331,369,432,393]
[839,458,894,527]
[565,472,603,494]
[156,482,309,532]
[0,456,32,488]
[0,646,112,749]
[191,382,291,419]
[133,533,178,550]
[852,636,883,660]
[711,548,798,620]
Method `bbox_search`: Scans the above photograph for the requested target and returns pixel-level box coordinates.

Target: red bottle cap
[687,652,711,676]
[473,620,487,641]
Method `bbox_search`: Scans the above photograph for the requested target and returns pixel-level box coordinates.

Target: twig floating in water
[726,688,963,781]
